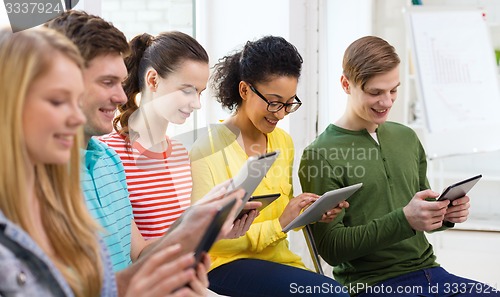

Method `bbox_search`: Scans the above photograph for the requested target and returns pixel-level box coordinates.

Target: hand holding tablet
[282,183,363,232]
[193,198,237,266]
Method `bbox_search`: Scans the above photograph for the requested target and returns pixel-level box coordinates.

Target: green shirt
[299,122,440,294]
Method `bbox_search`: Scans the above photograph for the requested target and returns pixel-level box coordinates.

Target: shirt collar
[81,138,105,171]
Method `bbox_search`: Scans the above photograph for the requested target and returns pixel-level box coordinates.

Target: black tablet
[193,198,237,266]
[236,193,280,219]
[227,151,279,215]
[437,174,482,202]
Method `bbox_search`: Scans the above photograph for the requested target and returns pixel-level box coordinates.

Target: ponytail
[114,33,153,136]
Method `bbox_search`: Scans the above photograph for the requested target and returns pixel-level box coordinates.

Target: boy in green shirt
[299,36,499,296]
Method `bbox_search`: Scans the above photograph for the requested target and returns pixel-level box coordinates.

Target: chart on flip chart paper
[408,8,500,157]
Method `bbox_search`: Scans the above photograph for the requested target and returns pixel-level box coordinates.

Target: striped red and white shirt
[99,132,192,239]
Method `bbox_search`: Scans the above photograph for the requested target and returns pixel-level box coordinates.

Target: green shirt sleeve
[299,149,416,266]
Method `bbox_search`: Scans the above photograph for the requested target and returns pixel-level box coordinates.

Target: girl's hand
[279,193,319,229]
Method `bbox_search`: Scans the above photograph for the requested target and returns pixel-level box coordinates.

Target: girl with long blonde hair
[0,27,113,296]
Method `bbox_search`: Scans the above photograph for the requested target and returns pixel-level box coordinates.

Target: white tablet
[227,151,280,215]
[282,183,363,233]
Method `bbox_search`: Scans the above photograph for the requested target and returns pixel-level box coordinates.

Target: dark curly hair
[45,10,130,67]
[211,36,303,111]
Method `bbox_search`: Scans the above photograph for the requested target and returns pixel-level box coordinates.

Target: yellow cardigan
[190,124,306,271]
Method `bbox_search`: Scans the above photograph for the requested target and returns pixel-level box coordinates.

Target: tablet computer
[437,174,482,202]
[236,193,280,219]
[227,151,280,215]
[193,198,237,266]
[282,183,363,233]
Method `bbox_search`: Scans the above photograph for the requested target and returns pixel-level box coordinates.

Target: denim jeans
[208,258,349,297]
[357,267,500,297]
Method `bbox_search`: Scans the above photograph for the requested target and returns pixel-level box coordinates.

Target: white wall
[0,3,9,27]
[195,0,292,130]
[319,0,374,133]
[102,0,193,40]
[74,0,101,16]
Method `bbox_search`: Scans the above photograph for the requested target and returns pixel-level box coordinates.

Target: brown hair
[342,36,400,91]
[114,31,209,136]
[45,10,130,67]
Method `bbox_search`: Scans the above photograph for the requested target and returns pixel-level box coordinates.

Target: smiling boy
[299,36,498,296]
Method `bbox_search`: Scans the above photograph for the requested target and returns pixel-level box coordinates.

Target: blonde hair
[0,27,103,297]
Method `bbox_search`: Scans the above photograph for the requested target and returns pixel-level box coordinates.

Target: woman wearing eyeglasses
[190,36,348,297]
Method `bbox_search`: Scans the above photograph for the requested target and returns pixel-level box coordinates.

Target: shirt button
[17,272,27,286]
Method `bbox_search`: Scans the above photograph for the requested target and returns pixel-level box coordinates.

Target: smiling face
[23,53,86,166]
[150,60,209,125]
[341,66,400,132]
[239,76,299,134]
[81,53,128,141]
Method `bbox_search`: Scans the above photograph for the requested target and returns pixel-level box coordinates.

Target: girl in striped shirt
[99,31,209,239]
[101,31,256,242]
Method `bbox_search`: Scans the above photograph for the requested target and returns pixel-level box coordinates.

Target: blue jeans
[208,258,349,297]
[357,267,500,297]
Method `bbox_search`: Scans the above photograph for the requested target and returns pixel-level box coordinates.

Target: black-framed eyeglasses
[249,84,302,113]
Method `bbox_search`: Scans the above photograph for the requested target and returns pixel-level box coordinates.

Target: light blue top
[0,210,117,296]
[81,138,133,272]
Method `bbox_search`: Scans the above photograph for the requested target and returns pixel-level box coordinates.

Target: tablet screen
[227,151,280,215]
[236,193,280,219]
[437,174,482,201]
[193,198,237,266]
[282,183,363,232]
